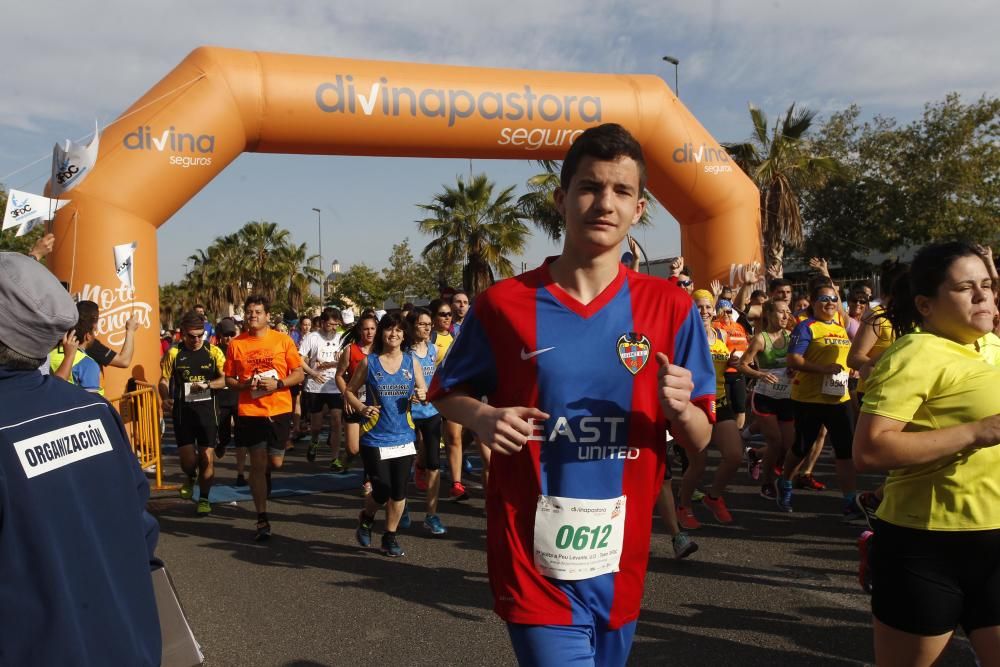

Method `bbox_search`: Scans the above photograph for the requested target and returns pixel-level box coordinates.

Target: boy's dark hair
[75,300,100,341]
[179,311,206,331]
[560,123,647,192]
[244,294,270,313]
[768,278,792,293]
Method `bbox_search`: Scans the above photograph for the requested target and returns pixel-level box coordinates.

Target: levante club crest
[617,333,650,375]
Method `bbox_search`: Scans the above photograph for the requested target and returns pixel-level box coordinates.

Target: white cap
[340,309,355,325]
[374,309,387,321]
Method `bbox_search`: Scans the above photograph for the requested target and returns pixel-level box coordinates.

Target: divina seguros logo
[315,75,603,151]
[673,143,733,174]
[122,126,215,168]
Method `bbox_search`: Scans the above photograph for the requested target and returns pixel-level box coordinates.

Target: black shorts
[751,392,794,422]
[236,413,292,455]
[307,392,344,413]
[716,394,736,423]
[791,400,853,460]
[414,414,443,471]
[217,402,238,447]
[173,404,217,448]
[724,373,747,413]
[360,445,414,504]
[872,520,1000,635]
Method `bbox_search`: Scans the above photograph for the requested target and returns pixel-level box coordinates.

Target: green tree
[333,262,389,310]
[801,94,1000,267]
[382,239,423,305]
[418,174,530,296]
[724,103,842,275]
[517,161,656,242]
[413,245,462,299]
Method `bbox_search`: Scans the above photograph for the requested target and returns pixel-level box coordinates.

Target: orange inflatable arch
[48,47,761,391]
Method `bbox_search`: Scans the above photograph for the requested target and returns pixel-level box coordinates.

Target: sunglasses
[678,280,693,287]
[437,311,452,317]
[815,295,839,304]
[850,297,870,304]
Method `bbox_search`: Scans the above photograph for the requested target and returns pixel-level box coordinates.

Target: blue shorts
[507,620,636,667]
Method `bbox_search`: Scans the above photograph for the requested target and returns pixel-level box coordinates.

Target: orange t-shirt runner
[223,329,303,417]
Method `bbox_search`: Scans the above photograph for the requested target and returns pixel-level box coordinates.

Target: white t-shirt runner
[298,331,343,394]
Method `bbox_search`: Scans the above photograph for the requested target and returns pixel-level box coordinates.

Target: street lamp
[312,207,323,304]
[662,55,679,97]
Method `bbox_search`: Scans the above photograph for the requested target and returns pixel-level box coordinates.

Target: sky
[2,0,997,285]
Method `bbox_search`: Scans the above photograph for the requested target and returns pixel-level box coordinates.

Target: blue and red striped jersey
[429,259,714,629]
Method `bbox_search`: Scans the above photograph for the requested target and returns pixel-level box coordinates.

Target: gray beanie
[0,252,78,358]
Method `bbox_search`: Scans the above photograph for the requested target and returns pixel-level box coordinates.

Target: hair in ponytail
[882,241,981,338]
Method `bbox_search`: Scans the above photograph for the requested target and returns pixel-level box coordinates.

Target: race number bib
[821,370,849,397]
[379,442,416,460]
[533,494,626,581]
[250,369,279,399]
[316,341,339,364]
[183,382,212,403]
[754,368,791,400]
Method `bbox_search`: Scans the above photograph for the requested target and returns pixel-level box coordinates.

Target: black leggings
[361,447,414,504]
[414,415,443,471]
[791,400,854,460]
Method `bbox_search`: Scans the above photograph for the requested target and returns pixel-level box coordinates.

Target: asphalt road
[150,440,978,667]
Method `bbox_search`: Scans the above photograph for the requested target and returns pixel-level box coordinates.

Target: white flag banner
[50,121,100,196]
[2,189,68,231]
[16,216,45,237]
[114,241,138,289]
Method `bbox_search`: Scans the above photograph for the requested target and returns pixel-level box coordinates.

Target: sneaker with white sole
[672,532,699,560]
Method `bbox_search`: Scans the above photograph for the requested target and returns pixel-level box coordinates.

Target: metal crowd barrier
[108,381,176,491]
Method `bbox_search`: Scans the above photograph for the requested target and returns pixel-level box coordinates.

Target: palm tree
[517,160,657,242]
[277,241,323,311]
[417,174,531,297]
[724,103,842,275]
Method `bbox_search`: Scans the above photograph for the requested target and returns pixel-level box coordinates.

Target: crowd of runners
[28,122,997,666]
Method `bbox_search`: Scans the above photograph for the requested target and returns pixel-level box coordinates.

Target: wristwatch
[276,379,285,389]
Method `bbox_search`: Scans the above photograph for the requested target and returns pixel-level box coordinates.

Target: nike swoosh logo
[520,346,556,360]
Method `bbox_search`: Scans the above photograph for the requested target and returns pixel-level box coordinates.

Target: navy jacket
[0,368,161,666]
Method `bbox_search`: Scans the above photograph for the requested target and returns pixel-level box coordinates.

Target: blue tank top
[409,345,438,420]
[361,352,416,447]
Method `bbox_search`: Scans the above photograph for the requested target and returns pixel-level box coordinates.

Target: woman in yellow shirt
[854,242,1000,666]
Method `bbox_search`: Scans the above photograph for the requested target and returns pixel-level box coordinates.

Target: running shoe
[672,532,699,560]
[235,473,247,487]
[414,464,428,491]
[330,456,348,474]
[855,491,881,531]
[361,480,372,497]
[254,515,271,542]
[179,475,195,500]
[463,456,473,473]
[214,443,227,459]
[423,514,447,536]
[772,465,783,478]
[196,498,211,516]
[690,489,705,502]
[759,483,777,501]
[857,530,874,594]
[746,448,762,481]
[398,506,411,530]
[676,506,701,530]
[775,479,794,513]
[381,532,405,557]
[450,481,469,501]
[842,497,868,525]
[702,494,733,524]
[355,512,374,547]
[796,473,826,491]
[306,441,319,463]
